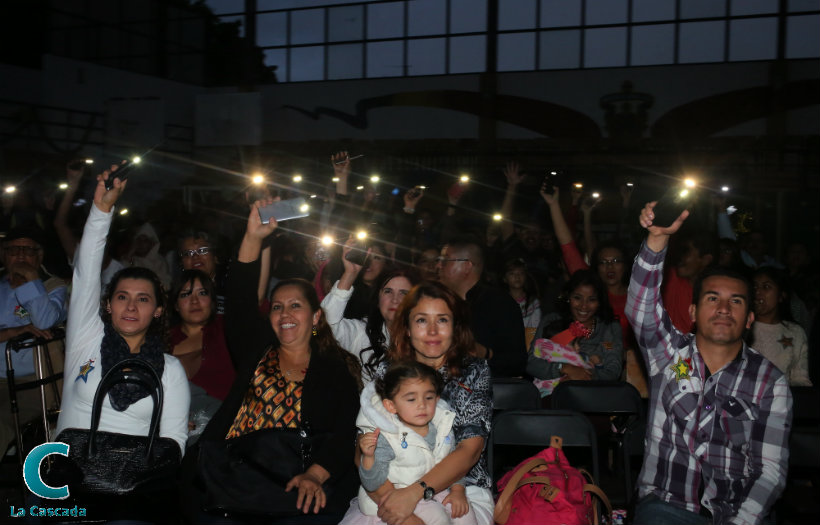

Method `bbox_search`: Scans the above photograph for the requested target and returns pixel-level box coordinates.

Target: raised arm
[500,162,524,242]
[53,160,85,261]
[65,165,126,369]
[320,238,370,351]
[541,186,589,275]
[625,202,690,374]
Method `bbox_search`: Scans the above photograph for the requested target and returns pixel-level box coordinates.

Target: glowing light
[332,177,340,182]
[119,208,129,215]
[573,183,583,189]
[550,171,558,176]
[684,178,696,188]
[251,174,265,185]
[592,192,600,199]
[492,213,503,221]
[721,186,730,192]
[321,235,333,246]
[356,185,364,190]
[626,182,634,187]
[418,185,427,190]
[356,231,368,240]
[85,158,94,164]
[59,183,69,190]
[679,189,690,198]
[131,156,141,164]
[299,204,309,212]
[310,194,317,199]
[370,175,380,183]
[293,174,303,183]
[459,174,470,183]
[4,186,16,194]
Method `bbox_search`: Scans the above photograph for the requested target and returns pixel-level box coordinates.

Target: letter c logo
[23,442,70,500]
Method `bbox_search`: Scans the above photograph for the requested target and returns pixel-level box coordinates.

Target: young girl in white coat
[353,361,476,525]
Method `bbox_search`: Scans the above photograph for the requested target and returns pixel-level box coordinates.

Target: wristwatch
[417,480,435,501]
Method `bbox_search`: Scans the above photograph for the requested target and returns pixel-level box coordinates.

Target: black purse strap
[88,358,164,458]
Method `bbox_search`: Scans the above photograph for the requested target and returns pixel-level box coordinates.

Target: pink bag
[494,436,611,525]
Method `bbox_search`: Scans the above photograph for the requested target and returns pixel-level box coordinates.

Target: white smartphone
[258,197,309,224]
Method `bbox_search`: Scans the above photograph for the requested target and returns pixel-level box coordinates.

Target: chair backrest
[488,409,599,484]
[491,377,540,413]
[551,380,644,417]
[790,386,820,424]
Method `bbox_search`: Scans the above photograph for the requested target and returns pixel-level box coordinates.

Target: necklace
[283,367,307,378]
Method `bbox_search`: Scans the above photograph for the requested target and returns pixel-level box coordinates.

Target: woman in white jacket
[56,166,189,460]
[321,242,419,382]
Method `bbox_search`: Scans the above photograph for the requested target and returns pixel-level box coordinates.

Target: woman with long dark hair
[526,269,623,396]
[322,240,420,381]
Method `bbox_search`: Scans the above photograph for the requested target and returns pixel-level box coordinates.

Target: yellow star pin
[670,356,691,382]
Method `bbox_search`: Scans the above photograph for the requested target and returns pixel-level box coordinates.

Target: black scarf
[101,322,166,411]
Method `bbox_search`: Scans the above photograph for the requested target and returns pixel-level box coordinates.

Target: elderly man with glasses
[0,226,68,455]
[436,237,527,378]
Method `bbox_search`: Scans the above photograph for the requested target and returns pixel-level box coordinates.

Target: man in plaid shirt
[626,202,791,525]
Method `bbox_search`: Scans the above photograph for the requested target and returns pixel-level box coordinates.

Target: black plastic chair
[491,377,540,413]
[488,409,600,486]
[551,380,645,505]
[777,387,820,524]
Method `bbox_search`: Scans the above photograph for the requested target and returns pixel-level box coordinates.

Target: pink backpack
[494,436,612,525]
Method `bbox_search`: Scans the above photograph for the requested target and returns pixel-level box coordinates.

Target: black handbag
[197,424,330,518]
[47,358,182,496]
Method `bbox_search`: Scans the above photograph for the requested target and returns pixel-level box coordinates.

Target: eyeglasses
[436,257,471,264]
[180,247,211,258]
[4,245,40,257]
[597,258,623,266]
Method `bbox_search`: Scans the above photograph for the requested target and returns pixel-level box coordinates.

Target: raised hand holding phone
[94,164,128,214]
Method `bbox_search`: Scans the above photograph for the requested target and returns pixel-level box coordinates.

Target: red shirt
[661,266,694,334]
[170,315,235,400]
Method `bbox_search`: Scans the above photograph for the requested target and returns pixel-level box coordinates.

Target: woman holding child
[340,281,494,525]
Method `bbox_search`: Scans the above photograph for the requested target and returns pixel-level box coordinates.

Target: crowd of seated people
[0,154,817,524]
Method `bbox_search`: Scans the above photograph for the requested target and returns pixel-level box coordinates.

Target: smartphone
[653,188,695,227]
[105,159,139,190]
[542,171,559,195]
[257,197,310,224]
[344,240,371,267]
[407,186,423,199]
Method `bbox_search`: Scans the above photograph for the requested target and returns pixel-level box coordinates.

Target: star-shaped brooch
[777,335,793,349]
[670,356,692,382]
[76,359,95,383]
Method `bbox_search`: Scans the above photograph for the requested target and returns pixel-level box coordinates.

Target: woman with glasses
[177,231,226,315]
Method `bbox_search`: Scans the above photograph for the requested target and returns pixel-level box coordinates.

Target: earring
[154,313,161,319]
[312,326,318,336]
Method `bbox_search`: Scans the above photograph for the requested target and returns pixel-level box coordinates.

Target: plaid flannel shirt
[626,242,792,525]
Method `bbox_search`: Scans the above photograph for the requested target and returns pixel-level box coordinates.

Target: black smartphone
[105,159,139,190]
[542,171,558,195]
[344,239,371,267]
[653,187,695,227]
